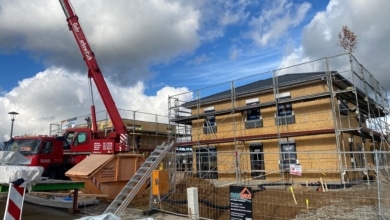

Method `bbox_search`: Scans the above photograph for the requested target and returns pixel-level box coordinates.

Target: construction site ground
[158,177,380,219]
[0,193,187,220]
[0,176,385,219]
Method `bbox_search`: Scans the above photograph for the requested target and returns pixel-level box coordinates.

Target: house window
[196,147,218,179]
[278,102,293,116]
[277,92,292,116]
[247,102,261,121]
[203,107,217,134]
[280,140,297,172]
[176,147,193,172]
[275,92,295,125]
[245,98,263,128]
[250,143,265,179]
[204,113,216,126]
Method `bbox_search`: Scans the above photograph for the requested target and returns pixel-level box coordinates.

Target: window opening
[250,143,265,179]
[176,147,193,172]
[196,147,218,179]
[247,101,261,121]
[277,98,293,116]
[204,110,216,127]
[280,142,297,172]
[275,92,295,125]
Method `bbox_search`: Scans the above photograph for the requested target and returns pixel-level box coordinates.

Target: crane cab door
[64,130,91,152]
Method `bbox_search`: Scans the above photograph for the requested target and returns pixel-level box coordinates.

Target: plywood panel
[65,154,114,176]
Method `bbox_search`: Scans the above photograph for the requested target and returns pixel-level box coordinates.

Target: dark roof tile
[183,72,331,107]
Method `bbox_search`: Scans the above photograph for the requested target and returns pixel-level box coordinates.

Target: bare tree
[338,25,358,53]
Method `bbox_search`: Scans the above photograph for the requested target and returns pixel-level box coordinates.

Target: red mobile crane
[3,0,142,182]
[59,0,129,154]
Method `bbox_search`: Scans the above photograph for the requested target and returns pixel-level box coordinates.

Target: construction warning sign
[290,164,302,176]
[230,185,253,220]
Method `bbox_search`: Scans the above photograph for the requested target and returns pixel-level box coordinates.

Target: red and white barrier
[3,183,25,220]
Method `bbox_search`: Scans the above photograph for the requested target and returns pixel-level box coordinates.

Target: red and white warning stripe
[4,183,25,220]
[120,133,129,151]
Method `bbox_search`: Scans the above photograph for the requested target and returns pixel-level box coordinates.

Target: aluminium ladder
[103,142,174,216]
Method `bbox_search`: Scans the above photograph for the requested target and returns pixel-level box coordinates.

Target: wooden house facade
[169,54,389,183]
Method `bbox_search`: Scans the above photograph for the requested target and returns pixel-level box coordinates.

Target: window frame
[246,101,261,121]
[277,98,293,116]
[195,147,218,179]
[280,140,298,172]
[204,110,216,127]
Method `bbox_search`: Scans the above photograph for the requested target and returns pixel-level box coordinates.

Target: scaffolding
[167,53,390,183]
[49,108,174,153]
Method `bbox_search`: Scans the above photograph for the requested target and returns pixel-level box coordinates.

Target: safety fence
[148,151,390,219]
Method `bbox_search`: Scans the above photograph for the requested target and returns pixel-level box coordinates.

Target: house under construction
[168,53,390,183]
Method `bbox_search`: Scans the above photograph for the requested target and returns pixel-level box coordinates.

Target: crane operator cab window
[63,131,88,149]
[74,132,87,146]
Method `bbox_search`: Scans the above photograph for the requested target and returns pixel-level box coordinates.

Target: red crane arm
[59,0,128,149]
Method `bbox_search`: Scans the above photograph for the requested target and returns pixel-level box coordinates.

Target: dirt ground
[0,177,382,220]
[130,177,380,220]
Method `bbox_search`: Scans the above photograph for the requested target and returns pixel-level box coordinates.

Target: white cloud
[0,67,191,143]
[0,0,201,87]
[247,0,311,46]
[282,0,390,91]
[190,0,251,43]
[218,0,250,26]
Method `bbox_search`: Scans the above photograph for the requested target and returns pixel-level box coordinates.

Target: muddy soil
[150,177,379,220]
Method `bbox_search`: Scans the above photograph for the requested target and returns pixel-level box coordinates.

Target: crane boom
[59,0,128,151]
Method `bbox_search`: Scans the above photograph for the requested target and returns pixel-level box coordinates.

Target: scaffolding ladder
[103,142,174,216]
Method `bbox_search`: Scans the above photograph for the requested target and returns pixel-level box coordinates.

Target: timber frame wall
[168,53,390,183]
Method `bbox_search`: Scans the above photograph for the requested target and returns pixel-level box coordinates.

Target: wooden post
[289,186,297,205]
[68,188,80,214]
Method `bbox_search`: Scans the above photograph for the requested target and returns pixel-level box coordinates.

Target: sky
[0,0,389,145]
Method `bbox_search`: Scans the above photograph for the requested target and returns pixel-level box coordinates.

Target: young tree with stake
[338,25,358,53]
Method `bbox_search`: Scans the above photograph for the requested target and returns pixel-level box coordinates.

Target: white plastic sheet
[0,151,31,165]
[76,213,121,220]
[0,166,43,189]
[0,151,43,190]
